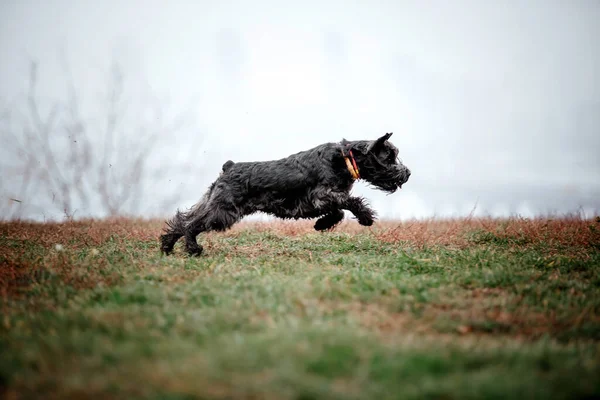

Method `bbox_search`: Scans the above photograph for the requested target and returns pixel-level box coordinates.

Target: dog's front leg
[314,209,345,231]
[343,197,376,226]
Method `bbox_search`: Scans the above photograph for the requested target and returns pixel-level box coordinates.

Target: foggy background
[1,0,599,221]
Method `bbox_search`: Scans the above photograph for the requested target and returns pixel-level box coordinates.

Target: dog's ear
[367,132,393,153]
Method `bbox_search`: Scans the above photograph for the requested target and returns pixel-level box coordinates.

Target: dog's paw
[357,216,374,226]
[185,244,204,257]
[315,219,339,231]
[356,210,375,226]
[314,219,331,231]
[187,248,203,257]
[314,211,345,231]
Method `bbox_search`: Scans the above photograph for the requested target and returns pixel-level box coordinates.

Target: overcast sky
[1,0,599,221]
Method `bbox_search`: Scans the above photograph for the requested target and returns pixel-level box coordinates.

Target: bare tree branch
[0,55,203,221]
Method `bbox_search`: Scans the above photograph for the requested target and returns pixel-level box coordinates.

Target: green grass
[1,218,599,399]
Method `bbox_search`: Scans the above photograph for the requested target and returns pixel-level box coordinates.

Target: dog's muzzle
[398,167,411,189]
[377,166,411,193]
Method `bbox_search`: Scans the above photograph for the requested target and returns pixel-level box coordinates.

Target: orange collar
[342,149,360,180]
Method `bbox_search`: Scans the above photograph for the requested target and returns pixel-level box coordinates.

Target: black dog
[160,132,411,256]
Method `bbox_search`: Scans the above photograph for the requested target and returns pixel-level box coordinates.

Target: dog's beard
[363,167,406,193]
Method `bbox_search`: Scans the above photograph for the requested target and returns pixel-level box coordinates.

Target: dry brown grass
[0,217,161,248]
[0,218,149,301]
[2,215,598,301]
[2,214,598,248]
[374,215,600,250]
[230,214,600,251]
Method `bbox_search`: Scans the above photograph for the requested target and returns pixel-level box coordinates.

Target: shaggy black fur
[160,132,411,256]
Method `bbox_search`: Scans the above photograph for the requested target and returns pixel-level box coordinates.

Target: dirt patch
[429,287,599,340]
[305,286,599,343]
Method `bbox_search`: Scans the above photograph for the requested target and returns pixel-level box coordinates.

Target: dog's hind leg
[314,209,345,231]
[160,211,186,255]
[183,216,207,257]
[184,231,204,257]
[184,205,243,257]
[160,233,183,255]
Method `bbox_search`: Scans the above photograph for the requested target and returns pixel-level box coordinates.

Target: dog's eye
[379,148,391,158]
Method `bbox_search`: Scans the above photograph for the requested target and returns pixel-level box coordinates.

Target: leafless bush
[0,59,202,221]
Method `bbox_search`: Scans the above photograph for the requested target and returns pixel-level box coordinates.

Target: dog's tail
[161,199,203,254]
[160,177,220,254]
[162,182,214,236]
[160,209,188,254]
[164,209,187,236]
[222,160,235,173]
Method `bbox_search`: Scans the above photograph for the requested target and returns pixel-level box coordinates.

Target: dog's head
[344,132,411,193]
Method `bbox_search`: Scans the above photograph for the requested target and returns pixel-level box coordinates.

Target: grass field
[1,216,599,399]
